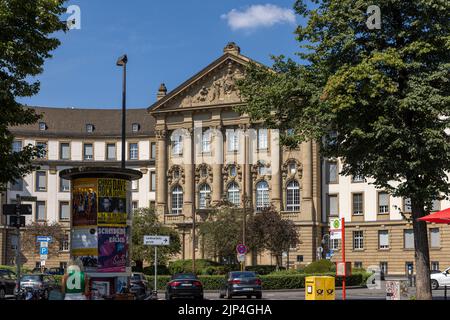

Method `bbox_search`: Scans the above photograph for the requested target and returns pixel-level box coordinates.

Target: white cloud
[221,4,296,31]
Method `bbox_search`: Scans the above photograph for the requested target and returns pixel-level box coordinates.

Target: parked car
[431,267,450,290]
[130,272,148,299]
[0,269,17,300]
[18,274,61,300]
[165,273,203,300]
[219,271,262,299]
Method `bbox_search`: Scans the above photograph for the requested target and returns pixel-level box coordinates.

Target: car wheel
[0,288,5,300]
[247,295,252,299]
[219,291,225,299]
[226,289,232,299]
[431,279,439,290]
[256,293,262,299]
[43,290,49,300]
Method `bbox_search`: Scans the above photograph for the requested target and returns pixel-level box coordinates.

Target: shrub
[168,259,222,275]
[303,260,336,274]
[246,265,285,275]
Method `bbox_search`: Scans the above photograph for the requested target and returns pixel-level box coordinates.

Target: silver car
[219,271,262,299]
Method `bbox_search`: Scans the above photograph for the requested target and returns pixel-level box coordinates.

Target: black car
[165,273,203,300]
[48,268,65,275]
[19,274,61,300]
[130,272,148,299]
[0,269,17,300]
[219,271,262,299]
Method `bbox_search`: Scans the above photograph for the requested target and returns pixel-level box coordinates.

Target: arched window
[198,184,211,209]
[227,182,240,207]
[229,165,237,177]
[256,180,269,212]
[286,180,300,211]
[171,132,183,155]
[171,185,183,214]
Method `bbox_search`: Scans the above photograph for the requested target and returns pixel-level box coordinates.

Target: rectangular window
[327,195,339,217]
[12,141,22,153]
[150,142,156,159]
[36,141,47,159]
[378,230,389,249]
[59,233,69,251]
[354,262,363,269]
[227,129,239,152]
[378,192,389,214]
[60,178,70,192]
[83,143,93,160]
[11,179,23,192]
[36,201,46,221]
[202,130,211,153]
[404,229,414,249]
[430,228,440,248]
[131,180,138,191]
[352,193,364,215]
[36,171,47,192]
[257,128,268,150]
[150,172,156,191]
[129,143,139,160]
[326,161,338,183]
[353,231,364,250]
[351,175,365,183]
[329,239,340,250]
[106,143,116,160]
[380,262,388,275]
[431,262,440,271]
[431,200,440,212]
[403,198,412,213]
[132,201,139,210]
[60,143,70,160]
[59,202,70,221]
[172,134,183,155]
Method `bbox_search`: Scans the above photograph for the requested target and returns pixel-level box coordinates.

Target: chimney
[157,83,167,100]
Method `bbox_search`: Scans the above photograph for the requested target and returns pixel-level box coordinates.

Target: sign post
[329,217,346,300]
[144,235,170,299]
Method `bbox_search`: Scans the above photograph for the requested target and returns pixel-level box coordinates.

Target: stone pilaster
[212,126,223,204]
[300,140,313,221]
[270,129,282,211]
[156,129,167,215]
[183,128,194,217]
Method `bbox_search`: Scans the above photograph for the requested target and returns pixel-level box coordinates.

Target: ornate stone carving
[195,163,212,184]
[179,61,244,108]
[252,160,271,181]
[156,129,167,139]
[282,158,303,184]
[168,165,185,186]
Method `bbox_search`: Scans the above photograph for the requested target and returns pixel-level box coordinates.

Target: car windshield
[21,275,42,282]
[230,272,257,278]
[131,274,142,280]
[172,273,197,280]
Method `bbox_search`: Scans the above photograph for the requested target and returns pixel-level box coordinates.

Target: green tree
[237,1,449,299]
[247,207,299,269]
[131,207,181,270]
[199,206,244,264]
[0,0,67,190]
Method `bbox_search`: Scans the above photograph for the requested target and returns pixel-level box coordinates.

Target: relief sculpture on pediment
[179,61,244,108]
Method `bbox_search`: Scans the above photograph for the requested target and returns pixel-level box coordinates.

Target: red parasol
[418,207,450,224]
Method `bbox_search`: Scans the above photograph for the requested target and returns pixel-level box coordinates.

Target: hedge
[145,272,371,291]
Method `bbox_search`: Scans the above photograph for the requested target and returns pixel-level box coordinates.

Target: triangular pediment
[149,50,256,114]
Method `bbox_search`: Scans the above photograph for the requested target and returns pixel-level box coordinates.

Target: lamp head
[116,54,128,66]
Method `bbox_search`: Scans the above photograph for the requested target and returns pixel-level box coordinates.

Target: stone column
[212,126,223,204]
[270,129,282,211]
[183,128,194,217]
[301,140,313,221]
[156,129,167,215]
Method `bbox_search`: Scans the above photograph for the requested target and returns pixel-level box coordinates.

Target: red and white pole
[341,217,346,300]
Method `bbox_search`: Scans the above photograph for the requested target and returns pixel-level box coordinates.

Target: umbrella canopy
[418,207,450,224]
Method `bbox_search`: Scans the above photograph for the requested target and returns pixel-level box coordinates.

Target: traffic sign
[143,235,170,246]
[37,236,52,242]
[40,255,48,261]
[236,244,248,255]
[9,216,25,227]
[40,241,48,248]
[3,204,32,215]
[40,247,48,255]
[329,218,342,240]
[237,254,246,262]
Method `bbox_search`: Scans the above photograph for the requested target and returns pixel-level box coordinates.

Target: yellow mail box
[305,276,335,300]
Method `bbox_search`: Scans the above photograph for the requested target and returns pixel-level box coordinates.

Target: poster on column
[97,178,127,226]
[72,178,98,226]
[97,227,127,272]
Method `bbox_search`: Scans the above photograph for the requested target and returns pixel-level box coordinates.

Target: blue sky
[19,1,306,109]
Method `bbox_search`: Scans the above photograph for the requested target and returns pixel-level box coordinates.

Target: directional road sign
[40,247,49,255]
[3,204,32,215]
[37,236,52,242]
[143,235,170,246]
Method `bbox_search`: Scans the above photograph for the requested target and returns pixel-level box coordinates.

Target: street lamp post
[116,54,128,169]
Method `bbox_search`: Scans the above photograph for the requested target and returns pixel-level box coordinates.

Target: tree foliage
[237,0,449,299]
[131,207,181,266]
[0,0,67,190]
[247,207,299,268]
[22,221,65,259]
